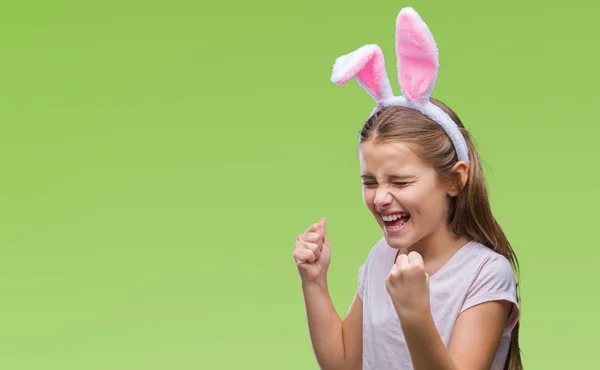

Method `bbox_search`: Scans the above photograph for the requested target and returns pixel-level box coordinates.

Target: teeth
[381,213,408,222]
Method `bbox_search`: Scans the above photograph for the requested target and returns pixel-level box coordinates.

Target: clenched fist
[293,217,331,283]
[385,251,431,317]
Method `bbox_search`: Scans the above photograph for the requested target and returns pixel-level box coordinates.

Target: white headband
[330,7,470,167]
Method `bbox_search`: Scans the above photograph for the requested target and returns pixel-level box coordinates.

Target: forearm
[302,281,346,370]
[397,309,459,370]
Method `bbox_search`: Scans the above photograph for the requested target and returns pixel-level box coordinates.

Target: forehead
[358,141,425,174]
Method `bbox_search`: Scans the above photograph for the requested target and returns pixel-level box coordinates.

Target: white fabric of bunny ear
[331,44,394,105]
[330,7,471,167]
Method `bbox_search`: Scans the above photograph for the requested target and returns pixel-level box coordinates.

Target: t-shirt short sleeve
[461,255,520,336]
[357,263,366,300]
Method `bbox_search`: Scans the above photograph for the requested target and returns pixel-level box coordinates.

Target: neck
[407,226,470,267]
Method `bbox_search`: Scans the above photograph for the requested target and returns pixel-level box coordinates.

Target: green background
[0,0,597,369]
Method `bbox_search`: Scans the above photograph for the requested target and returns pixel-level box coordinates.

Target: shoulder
[443,241,516,291]
[459,242,520,333]
[465,242,517,289]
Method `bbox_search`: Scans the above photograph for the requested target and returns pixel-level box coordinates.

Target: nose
[373,186,392,209]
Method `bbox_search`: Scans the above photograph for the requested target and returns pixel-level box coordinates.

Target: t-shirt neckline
[389,240,475,280]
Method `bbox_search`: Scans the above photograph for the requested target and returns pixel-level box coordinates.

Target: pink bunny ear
[331,44,393,103]
[396,8,439,104]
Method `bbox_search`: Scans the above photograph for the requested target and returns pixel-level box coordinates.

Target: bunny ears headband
[330,7,470,167]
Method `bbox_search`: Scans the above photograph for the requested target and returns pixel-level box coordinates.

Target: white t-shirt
[358,238,520,370]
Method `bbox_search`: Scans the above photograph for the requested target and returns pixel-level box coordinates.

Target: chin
[380,220,414,249]
[383,232,411,250]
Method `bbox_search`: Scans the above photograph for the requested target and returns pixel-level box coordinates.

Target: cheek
[416,189,448,219]
[362,189,382,218]
[392,187,420,209]
[362,188,375,207]
[399,186,440,215]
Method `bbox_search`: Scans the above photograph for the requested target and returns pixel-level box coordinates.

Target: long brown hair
[358,99,522,370]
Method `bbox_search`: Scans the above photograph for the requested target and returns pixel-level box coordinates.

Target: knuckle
[410,263,422,272]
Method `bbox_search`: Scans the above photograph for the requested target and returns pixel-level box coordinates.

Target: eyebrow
[360,174,414,180]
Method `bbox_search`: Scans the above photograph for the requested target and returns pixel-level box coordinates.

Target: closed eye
[362,182,409,187]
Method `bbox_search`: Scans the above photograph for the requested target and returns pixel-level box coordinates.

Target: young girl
[293,7,521,370]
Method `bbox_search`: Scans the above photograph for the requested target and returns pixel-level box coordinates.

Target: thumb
[320,217,330,247]
[319,217,327,231]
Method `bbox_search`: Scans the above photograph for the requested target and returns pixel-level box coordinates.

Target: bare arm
[342,292,363,370]
[447,301,512,370]
[302,282,363,370]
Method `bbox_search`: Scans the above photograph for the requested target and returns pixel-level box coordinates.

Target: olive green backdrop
[0,0,597,369]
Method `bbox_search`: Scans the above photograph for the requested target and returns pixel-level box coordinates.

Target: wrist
[301,278,329,292]
[394,305,432,326]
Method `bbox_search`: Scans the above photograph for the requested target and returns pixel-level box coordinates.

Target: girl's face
[359,140,454,250]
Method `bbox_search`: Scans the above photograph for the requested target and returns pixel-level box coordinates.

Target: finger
[320,217,331,246]
[407,251,424,267]
[300,233,323,254]
[319,217,327,232]
[388,263,399,278]
[294,248,316,264]
[305,223,320,234]
[316,217,327,238]
[396,253,409,269]
[306,242,321,260]
[394,250,405,264]
[302,232,324,245]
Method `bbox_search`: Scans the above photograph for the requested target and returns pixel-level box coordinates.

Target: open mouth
[381,212,410,230]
